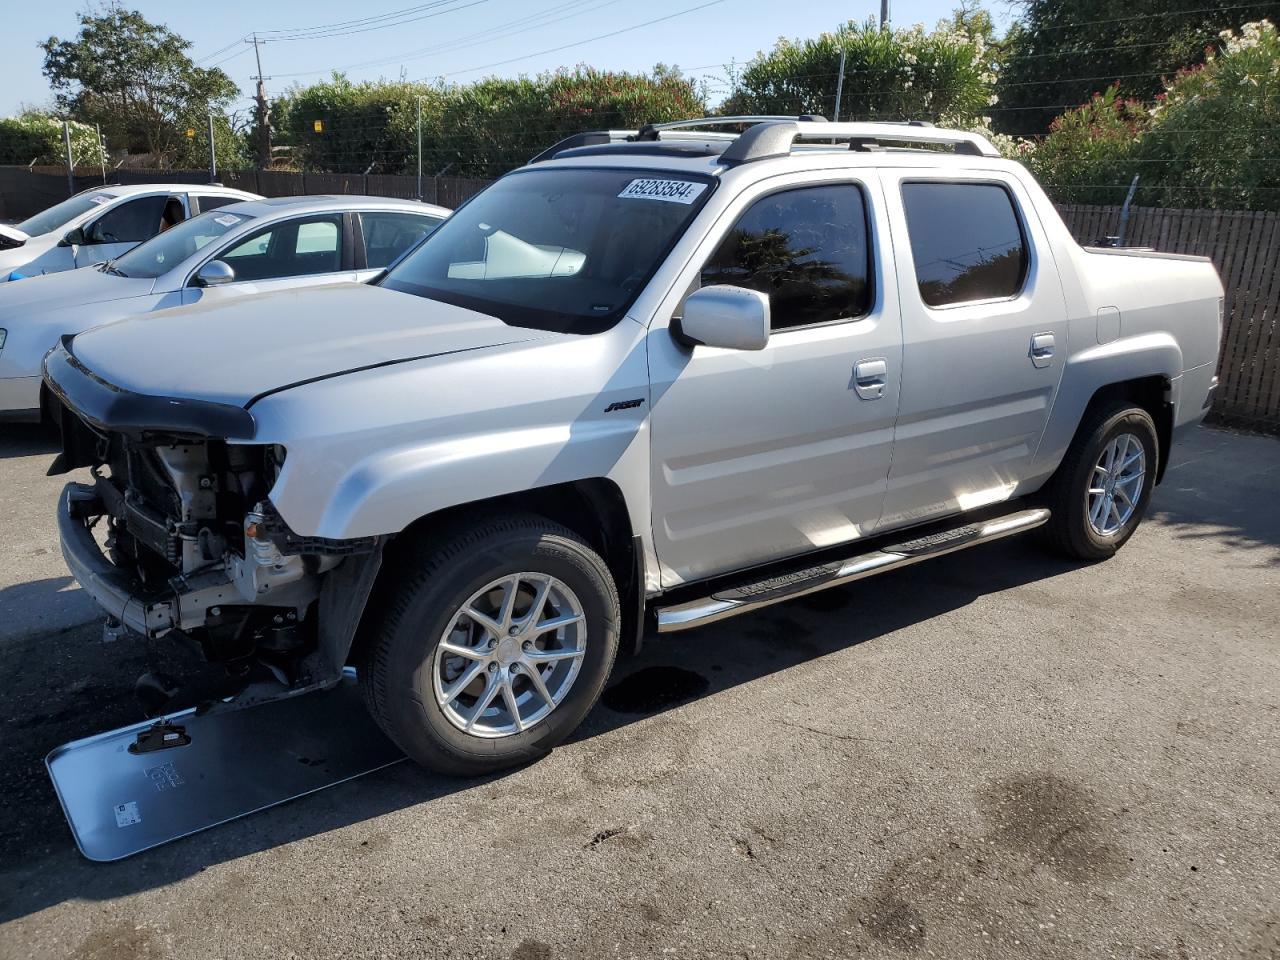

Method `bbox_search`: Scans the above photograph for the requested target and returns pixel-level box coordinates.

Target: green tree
[1014,18,1280,210]
[0,112,107,167]
[40,6,240,164]
[275,67,705,177]
[994,0,1279,135]
[720,17,996,125]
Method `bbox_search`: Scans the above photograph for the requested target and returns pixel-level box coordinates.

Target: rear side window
[360,211,441,268]
[901,182,1028,307]
[193,194,240,214]
[85,194,169,244]
[701,184,872,330]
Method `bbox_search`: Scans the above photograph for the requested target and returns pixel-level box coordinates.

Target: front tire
[359,514,620,776]
[1038,402,1159,561]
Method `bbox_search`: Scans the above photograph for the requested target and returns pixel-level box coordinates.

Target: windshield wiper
[100,261,128,278]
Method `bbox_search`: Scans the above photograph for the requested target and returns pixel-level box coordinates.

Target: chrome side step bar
[654,508,1050,633]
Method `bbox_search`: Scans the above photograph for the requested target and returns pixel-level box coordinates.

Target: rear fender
[1032,332,1182,478]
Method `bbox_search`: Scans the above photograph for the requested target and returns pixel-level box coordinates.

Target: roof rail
[528,116,1000,166]
[720,120,1001,163]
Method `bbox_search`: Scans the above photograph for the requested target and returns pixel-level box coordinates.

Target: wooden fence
[1057,204,1280,433]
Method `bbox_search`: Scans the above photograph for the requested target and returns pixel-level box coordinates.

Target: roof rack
[528,116,1001,165]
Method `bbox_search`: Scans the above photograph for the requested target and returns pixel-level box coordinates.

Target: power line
[272,0,625,79]
[428,0,729,79]
[255,0,489,41]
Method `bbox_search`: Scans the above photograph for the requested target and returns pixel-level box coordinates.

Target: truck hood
[0,265,153,315]
[68,283,548,408]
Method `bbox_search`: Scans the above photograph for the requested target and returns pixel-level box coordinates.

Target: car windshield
[111,209,256,279]
[380,167,715,333]
[15,192,117,237]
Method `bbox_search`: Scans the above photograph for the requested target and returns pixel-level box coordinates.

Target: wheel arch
[338,477,645,673]
[1076,376,1173,484]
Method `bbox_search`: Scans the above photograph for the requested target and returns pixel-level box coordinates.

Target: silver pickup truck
[45,117,1223,776]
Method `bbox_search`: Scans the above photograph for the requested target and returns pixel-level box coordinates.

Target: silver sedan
[0,194,449,421]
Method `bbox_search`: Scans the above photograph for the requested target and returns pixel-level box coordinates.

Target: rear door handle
[853,358,887,400]
[1030,333,1055,368]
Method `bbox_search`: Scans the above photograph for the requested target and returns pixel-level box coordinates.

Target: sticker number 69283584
[617,179,708,204]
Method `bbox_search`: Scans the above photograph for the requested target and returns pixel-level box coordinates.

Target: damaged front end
[45,337,381,710]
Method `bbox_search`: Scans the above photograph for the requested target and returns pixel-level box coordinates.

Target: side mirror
[58,226,85,248]
[676,285,770,351]
[194,260,235,287]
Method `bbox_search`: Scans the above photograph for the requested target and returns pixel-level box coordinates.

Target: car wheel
[1038,401,1159,561]
[359,513,620,776]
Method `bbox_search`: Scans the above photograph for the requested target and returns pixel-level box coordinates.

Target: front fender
[1031,332,1182,477]
[314,417,645,540]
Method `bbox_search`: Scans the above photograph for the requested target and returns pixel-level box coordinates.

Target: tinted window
[15,192,114,237]
[360,211,441,268]
[901,182,1027,307]
[113,210,255,279]
[194,194,240,213]
[85,194,169,244]
[217,214,343,280]
[381,168,713,333]
[701,185,871,330]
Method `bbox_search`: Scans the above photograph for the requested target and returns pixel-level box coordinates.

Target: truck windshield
[16,192,116,237]
[380,167,715,333]
[111,209,255,279]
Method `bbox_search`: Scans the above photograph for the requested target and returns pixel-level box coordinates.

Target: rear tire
[1037,402,1159,561]
[359,513,620,776]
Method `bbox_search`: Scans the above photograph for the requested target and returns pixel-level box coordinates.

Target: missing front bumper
[57,482,239,637]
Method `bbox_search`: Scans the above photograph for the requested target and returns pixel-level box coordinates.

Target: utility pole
[880,0,890,28]
[416,96,423,200]
[207,112,218,183]
[247,33,272,169]
[62,120,75,196]
[833,47,847,122]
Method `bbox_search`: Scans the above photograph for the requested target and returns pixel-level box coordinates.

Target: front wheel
[1038,402,1159,561]
[359,514,620,776]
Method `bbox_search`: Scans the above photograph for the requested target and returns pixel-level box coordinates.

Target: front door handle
[1030,333,1055,368]
[853,358,887,400]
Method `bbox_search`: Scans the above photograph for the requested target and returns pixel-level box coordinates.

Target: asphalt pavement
[0,423,1276,960]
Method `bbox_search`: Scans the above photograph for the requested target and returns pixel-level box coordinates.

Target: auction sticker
[618,179,707,204]
[88,194,111,205]
[214,214,242,227]
[114,801,141,827]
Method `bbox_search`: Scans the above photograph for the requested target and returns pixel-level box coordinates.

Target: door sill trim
[654,507,1050,633]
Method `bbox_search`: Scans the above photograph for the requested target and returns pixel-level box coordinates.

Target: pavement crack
[773,717,895,744]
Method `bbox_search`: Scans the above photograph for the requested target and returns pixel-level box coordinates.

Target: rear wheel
[1038,402,1159,561]
[359,514,620,776]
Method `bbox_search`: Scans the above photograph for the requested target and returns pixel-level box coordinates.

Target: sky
[0,0,1014,118]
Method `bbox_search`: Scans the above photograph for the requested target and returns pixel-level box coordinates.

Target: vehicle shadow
[0,422,59,460]
[0,536,1077,925]
[0,575,103,645]
[1152,426,1280,564]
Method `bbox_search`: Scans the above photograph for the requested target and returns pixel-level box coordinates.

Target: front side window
[901,182,1028,307]
[85,194,170,244]
[360,211,442,268]
[701,184,872,331]
[216,214,343,281]
[15,192,114,237]
[112,210,255,279]
[381,168,714,333]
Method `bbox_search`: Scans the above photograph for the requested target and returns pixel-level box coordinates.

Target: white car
[0,195,448,421]
[0,183,260,282]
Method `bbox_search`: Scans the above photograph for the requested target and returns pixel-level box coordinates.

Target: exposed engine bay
[57,421,379,710]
